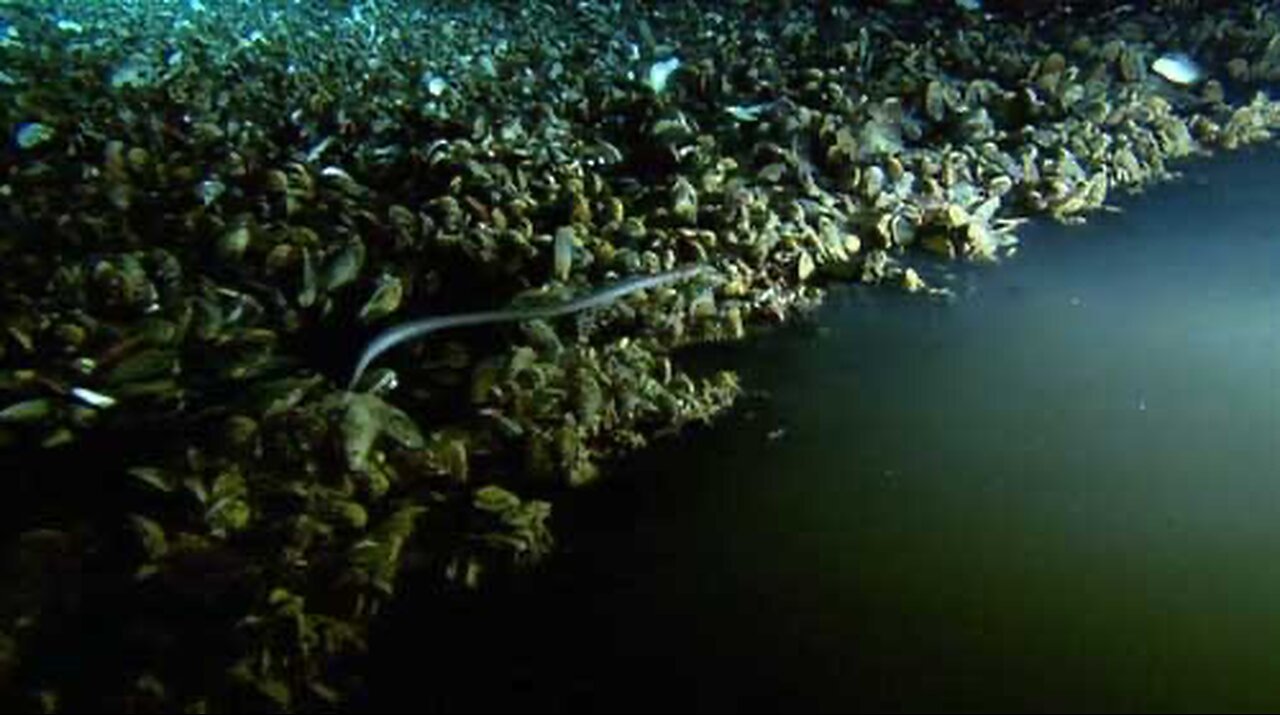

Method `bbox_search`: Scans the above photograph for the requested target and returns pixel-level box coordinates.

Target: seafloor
[2,0,1279,711]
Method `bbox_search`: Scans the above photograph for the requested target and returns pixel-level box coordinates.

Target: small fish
[1152,52,1204,86]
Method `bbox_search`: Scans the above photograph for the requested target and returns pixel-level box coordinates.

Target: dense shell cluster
[5,0,1280,711]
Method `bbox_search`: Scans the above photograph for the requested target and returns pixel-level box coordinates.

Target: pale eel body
[348,265,706,390]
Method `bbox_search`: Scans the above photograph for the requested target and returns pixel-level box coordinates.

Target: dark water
[366,145,1280,713]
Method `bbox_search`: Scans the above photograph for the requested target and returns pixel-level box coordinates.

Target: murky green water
[367,146,1280,713]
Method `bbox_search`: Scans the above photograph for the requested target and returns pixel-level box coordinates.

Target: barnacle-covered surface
[3,0,1280,710]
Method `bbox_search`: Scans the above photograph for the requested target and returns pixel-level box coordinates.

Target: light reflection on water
[369,146,1280,713]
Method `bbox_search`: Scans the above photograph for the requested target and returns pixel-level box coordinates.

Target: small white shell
[646,57,681,94]
[71,387,117,409]
[553,227,575,282]
[1152,53,1203,85]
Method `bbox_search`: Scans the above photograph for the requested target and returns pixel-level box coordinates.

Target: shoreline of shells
[4,0,1280,711]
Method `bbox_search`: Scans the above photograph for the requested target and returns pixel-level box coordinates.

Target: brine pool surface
[366,145,1280,713]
